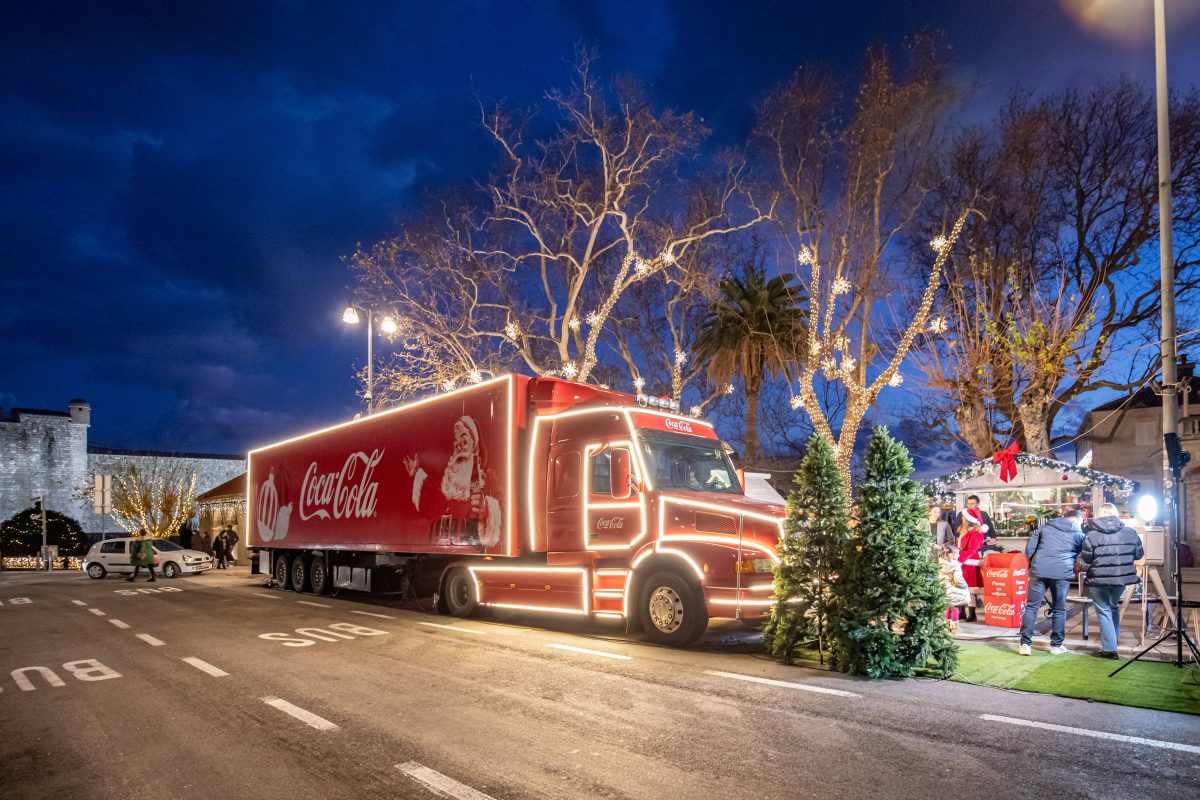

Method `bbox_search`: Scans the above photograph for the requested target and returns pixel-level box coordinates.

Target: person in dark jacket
[1018,508,1085,655]
[952,495,994,537]
[1080,503,1144,658]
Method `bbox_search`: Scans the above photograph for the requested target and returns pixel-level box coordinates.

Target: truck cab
[445,379,784,646]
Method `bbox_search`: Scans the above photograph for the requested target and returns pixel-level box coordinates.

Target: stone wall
[0,403,244,535]
[0,410,89,529]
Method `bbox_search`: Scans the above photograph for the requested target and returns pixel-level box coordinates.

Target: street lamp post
[1154,0,1181,558]
[343,305,398,415]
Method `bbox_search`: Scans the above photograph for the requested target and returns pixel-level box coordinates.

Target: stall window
[553,453,579,498]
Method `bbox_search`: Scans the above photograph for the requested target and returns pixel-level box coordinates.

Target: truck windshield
[638,434,741,495]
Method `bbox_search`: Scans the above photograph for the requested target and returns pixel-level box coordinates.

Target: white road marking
[545,643,631,661]
[296,600,332,608]
[705,670,860,698]
[980,714,1200,755]
[71,600,87,606]
[88,608,106,616]
[418,621,487,635]
[397,762,498,800]
[350,609,396,619]
[252,592,281,600]
[108,619,131,629]
[261,697,339,731]
[135,633,165,647]
[182,657,229,677]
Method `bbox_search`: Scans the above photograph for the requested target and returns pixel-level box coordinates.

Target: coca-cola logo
[1012,568,1027,577]
[596,516,625,530]
[664,418,693,434]
[300,449,384,522]
[984,568,1008,578]
[985,602,1015,615]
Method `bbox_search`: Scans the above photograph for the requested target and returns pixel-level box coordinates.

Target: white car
[81,537,214,579]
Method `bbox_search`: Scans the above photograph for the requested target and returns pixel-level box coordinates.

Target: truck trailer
[247,374,783,646]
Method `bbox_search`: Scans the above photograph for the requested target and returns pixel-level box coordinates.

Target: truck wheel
[273,553,291,590]
[290,555,309,593]
[637,570,707,647]
[442,568,478,618]
[309,557,330,595]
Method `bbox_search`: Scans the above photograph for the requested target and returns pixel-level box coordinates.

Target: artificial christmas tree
[829,427,957,677]
[764,435,849,664]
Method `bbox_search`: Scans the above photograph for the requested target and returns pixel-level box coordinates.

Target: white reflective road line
[397,762,497,800]
[705,670,859,698]
[71,600,87,606]
[88,608,106,616]
[182,657,229,677]
[252,592,281,599]
[350,610,396,619]
[108,619,131,629]
[418,621,487,635]
[545,643,631,661]
[262,697,338,731]
[980,714,1200,755]
[296,600,332,608]
[136,633,165,647]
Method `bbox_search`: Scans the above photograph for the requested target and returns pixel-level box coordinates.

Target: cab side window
[590,451,611,495]
[100,541,125,554]
[553,453,579,499]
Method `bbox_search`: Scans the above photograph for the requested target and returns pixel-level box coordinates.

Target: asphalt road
[2,566,1198,800]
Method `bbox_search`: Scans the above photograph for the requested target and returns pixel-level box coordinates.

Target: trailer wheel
[290,555,309,593]
[637,570,708,647]
[442,568,478,618]
[309,556,330,595]
[273,553,291,590]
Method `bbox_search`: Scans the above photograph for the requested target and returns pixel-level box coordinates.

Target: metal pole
[40,494,48,571]
[365,308,374,415]
[1155,0,1180,563]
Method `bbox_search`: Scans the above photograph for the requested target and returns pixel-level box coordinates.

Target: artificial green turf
[952,641,1200,716]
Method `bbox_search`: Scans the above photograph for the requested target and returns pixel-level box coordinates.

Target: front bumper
[181,559,213,573]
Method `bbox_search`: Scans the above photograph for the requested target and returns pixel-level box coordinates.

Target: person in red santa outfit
[956,508,987,622]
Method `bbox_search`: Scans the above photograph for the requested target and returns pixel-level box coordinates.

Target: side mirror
[611,448,632,500]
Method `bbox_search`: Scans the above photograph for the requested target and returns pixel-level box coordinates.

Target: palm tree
[694,266,806,466]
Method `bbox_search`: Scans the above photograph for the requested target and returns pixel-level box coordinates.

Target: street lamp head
[342,306,361,325]
[379,315,399,335]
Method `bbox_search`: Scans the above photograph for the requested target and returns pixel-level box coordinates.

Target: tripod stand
[1110,435,1199,676]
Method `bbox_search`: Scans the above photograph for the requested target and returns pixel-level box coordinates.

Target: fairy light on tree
[82,458,198,539]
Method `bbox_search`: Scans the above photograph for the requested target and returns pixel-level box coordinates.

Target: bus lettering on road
[258,622,389,647]
[4,660,122,693]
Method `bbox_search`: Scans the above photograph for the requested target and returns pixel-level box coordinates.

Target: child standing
[939,545,971,633]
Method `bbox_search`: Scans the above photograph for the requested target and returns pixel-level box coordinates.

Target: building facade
[1076,358,1199,542]
[0,400,244,536]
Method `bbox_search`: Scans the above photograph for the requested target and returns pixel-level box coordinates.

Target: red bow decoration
[992,442,1020,483]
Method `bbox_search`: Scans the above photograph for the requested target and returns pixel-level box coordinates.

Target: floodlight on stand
[379,315,398,335]
[342,306,361,324]
[1136,494,1158,524]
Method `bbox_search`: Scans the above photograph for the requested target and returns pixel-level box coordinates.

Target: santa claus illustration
[403,415,502,548]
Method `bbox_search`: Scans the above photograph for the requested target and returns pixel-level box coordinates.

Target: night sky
[3,1,1199,456]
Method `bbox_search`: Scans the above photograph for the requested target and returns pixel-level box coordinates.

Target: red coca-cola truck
[247,374,783,646]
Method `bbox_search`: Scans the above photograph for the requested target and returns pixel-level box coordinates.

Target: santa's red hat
[963,507,989,533]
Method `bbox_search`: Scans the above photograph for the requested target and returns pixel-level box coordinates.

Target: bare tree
[918,80,1200,456]
[352,53,773,404]
[80,458,197,539]
[755,38,966,481]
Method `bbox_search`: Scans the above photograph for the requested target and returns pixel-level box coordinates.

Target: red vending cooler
[981,551,1029,627]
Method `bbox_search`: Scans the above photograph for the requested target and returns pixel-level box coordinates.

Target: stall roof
[925,453,1136,497]
[196,472,246,502]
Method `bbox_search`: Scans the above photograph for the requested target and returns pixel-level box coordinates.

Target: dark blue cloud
[1,0,1197,455]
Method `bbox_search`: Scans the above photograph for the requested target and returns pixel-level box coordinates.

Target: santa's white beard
[441,455,476,501]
